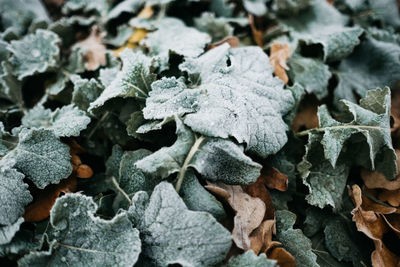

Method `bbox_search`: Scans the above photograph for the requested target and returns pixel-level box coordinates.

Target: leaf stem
[175,135,205,193]
[87,111,110,139]
[296,125,384,137]
[111,176,132,205]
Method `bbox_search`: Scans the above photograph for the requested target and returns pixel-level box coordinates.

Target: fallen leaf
[269,43,290,84]
[248,14,263,47]
[291,96,319,132]
[349,185,400,267]
[206,182,266,250]
[268,247,296,267]
[207,36,240,51]
[260,166,288,192]
[249,219,277,254]
[73,26,107,71]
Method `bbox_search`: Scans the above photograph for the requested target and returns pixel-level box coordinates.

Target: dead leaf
[207,36,240,51]
[291,96,319,132]
[268,247,296,267]
[73,26,107,71]
[260,166,288,192]
[249,219,277,254]
[349,185,400,267]
[206,182,266,250]
[249,14,263,47]
[269,43,290,84]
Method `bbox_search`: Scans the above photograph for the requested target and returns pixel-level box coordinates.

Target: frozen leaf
[269,42,290,84]
[89,49,156,111]
[141,17,211,69]
[131,182,232,266]
[105,25,134,47]
[281,0,363,62]
[0,218,24,245]
[334,37,400,105]
[19,194,141,266]
[206,182,266,250]
[11,129,72,189]
[223,250,278,267]
[0,167,32,225]
[273,0,312,15]
[107,0,144,21]
[136,117,262,185]
[369,0,400,28]
[288,54,331,100]
[144,44,294,157]
[243,0,267,16]
[194,12,234,42]
[62,0,109,14]
[7,29,60,80]
[299,88,397,180]
[0,61,22,106]
[275,210,318,267]
[72,26,106,71]
[22,104,91,137]
[71,75,104,111]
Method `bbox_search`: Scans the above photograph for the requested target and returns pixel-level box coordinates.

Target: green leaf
[141,17,211,69]
[0,166,31,226]
[0,217,24,245]
[222,250,278,267]
[276,210,319,267]
[11,129,72,189]
[144,44,294,157]
[22,104,91,137]
[71,75,104,111]
[130,182,232,266]
[7,29,60,80]
[89,49,156,111]
[18,194,141,266]
[288,54,331,100]
[281,0,362,62]
[334,37,400,105]
[135,117,262,185]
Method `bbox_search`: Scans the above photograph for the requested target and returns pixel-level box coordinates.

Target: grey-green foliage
[18,193,141,267]
[281,0,363,62]
[273,0,312,15]
[0,167,31,225]
[276,210,318,267]
[335,37,400,104]
[369,0,400,28]
[288,54,331,100]
[298,134,350,209]
[141,17,211,69]
[89,49,156,111]
[10,129,72,189]
[0,61,22,105]
[304,87,396,180]
[130,182,232,267]
[62,0,109,15]
[7,29,60,80]
[135,117,262,185]
[194,12,234,42]
[105,25,134,47]
[71,75,104,111]
[22,104,90,137]
[222,250,277,267]
[107,0,144,21]
[0,122,10,156]
[0,218,24,245]
[143,44,294,157]
[243,0,267,16]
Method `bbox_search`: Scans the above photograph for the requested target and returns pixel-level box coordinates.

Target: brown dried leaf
[291,98,319,132]
[73,26,107,71]
[269,43,290,84]
[207,36,240,51]
[268,247,296,267]
[249,219,276,254]
[206,182,266,250]
[260,166,288,192]
[249,14,263,47]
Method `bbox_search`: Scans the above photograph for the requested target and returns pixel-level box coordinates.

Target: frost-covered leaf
[105,25,134,47]
[143,44,294,157]
[19,193,141,266]
[298,134,350,209]
[222,250,277,267]
[71,75,104,111]
[281,0,362,62]
[130,182,231,266]
[334,37,400,104]
[243,0,267,16]
[62,0,109,15]
[7,29,60,80]
[22,105,90,137]
[89,49,156,111]
[107,0,144,21]
[273,0,312,15]
[288,54,331,100]
[0,167,31,225]
[136,117,262,185]
[369,0,400,28]
[302,87,396,180]
[11,129,72,189]
[141,17,211,69]
[276,210,318,267]
[0,61,22,105]
[0,218,24,245]
[194,12,234,42]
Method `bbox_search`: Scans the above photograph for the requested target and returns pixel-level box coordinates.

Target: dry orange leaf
[73,26,107,71]
[206,182,266,250]
[268,247,296,267]
[269,43,290,84]
[207,36,240,51]
[249,14,263,47]
[260,166,288,192]
[249,219,277,254]
[291,97,319,132]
